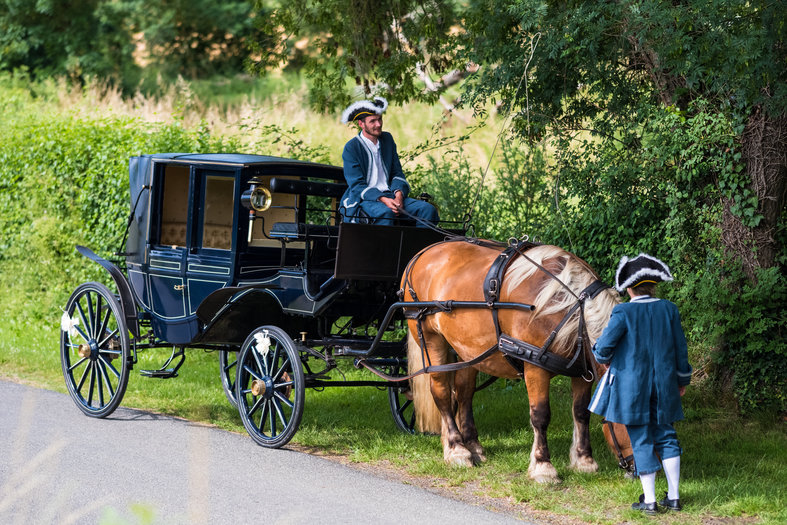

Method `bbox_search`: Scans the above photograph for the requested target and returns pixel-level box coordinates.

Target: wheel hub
[251,378,273,398]
[78,341,99,360]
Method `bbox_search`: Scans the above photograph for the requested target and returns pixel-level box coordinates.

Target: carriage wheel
[218,349,239,408]
[60,282,130,418]
[236,326,305,448]
[387,364,416,434]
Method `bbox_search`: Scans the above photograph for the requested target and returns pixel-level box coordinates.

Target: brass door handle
[174,284,185,291]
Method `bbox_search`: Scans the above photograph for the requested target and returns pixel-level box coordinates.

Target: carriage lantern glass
[241,177,272,212]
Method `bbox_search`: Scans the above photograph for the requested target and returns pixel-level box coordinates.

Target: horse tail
[407,331,442,434]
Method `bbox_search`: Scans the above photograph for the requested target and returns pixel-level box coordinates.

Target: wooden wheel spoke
[76,361,91,393]
[94,295,103,340]
[96,363,105,407]
[271,398,288,428]
[258,400,270,433]
[97,356,119,387]
[97,328,119,348]
[242,364,262,382]
[248,396,264,419]
[87,364,96,406]
[273,390,294,409]
[273,361,290,383]
[69,356,88,372]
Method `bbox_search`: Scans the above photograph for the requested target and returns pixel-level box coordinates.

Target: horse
[402,240,632,482]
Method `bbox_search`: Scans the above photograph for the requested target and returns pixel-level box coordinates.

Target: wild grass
[1,324,784,525]
[21,72,505,170]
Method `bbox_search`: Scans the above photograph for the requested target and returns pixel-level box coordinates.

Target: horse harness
[399,238,610,381]
[603,419,637,473]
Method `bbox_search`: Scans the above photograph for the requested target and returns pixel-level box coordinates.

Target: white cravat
[359,133,390,193]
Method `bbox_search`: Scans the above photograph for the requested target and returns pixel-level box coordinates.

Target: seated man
[339,96,439,226]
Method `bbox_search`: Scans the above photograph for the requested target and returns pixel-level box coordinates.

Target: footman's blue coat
[589,297,692,425]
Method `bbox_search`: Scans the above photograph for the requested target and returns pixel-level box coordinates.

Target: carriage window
[159,166,190,247]
[202,176,235,250]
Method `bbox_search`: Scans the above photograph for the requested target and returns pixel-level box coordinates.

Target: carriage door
[148,164,191,321]
[184,169,236,315]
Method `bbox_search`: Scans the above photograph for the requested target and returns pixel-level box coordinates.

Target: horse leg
[569,376,598,473]
[420,331,474,467]
[524,366,560,483]
[407,332,441,433]
[454,366,486,464]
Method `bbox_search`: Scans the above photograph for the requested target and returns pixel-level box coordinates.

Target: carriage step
[140,368,180,378]
[140,347,185,379]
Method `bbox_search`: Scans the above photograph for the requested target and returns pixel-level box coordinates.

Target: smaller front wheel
[236,326,304,448]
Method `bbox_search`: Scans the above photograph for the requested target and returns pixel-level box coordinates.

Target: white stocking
[662,456,681,500]
[640,472,656,503]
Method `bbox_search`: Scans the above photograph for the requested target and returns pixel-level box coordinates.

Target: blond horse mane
[503,245,620,357]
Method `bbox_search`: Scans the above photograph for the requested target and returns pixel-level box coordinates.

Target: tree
[461,0,786,278]
[254,0,786,411]
[134,0,262,78]
[253,0,466,110]
[0,0,138,84]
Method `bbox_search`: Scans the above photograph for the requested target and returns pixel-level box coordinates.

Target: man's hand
[679,385,686,397]
[394,190,404,209]
[379,196,400,214]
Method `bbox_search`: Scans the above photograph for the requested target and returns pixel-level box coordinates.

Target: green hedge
[0,89,239,329]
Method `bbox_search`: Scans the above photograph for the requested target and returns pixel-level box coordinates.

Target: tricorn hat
[615,253,673,292]
[341,96,388,124]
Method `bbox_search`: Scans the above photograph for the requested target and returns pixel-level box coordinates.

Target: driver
[339,97,439,226]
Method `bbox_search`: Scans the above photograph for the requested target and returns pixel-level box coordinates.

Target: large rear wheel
[60,282,130,418]
[236,326,304,448]
[387,363,416,434]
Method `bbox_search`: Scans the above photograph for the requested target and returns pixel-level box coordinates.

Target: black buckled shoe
[632,494,661,515]
[659,492,682,511]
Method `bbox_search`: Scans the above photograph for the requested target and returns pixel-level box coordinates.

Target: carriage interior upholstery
[159,165,189,247]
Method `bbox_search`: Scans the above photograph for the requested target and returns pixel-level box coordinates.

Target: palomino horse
[403,240,628,482]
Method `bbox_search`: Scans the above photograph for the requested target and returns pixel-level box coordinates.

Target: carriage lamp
[241,177,272,212]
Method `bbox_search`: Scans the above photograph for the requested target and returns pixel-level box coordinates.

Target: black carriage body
[123,153,446,346]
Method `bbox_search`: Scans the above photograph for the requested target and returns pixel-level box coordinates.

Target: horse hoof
[528,462,560,484]
[570,456,598,473]
[444,446,474,468]
[466,442,487,464]
[532,474,561,484]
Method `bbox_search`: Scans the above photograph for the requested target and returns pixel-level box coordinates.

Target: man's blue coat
[340,132,410,213]
[589,297,692,425]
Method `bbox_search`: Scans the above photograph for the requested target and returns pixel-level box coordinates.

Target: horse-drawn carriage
[61,152,634,480]
[60,153,451,447]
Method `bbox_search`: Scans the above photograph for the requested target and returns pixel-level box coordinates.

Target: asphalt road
[0,380,537,524]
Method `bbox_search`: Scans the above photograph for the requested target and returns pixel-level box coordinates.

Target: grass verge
[1,323,784,524]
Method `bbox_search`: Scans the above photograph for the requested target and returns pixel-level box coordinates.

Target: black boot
[631,494,661,515]
[659,492,682,511]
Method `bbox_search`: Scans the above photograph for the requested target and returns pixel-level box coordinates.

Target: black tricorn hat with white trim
[341,96,388,124]
[615,253,674,292]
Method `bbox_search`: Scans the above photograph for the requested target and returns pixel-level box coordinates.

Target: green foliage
[0,77,240,328]
[133,0,262,80]
[406,137,551,240]
[254,0,462,110]
[672,265,787,414]
[0,0,139,89]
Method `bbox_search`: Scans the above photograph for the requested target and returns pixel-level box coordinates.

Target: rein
[602,419,636,473]
[383,238,610,383]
